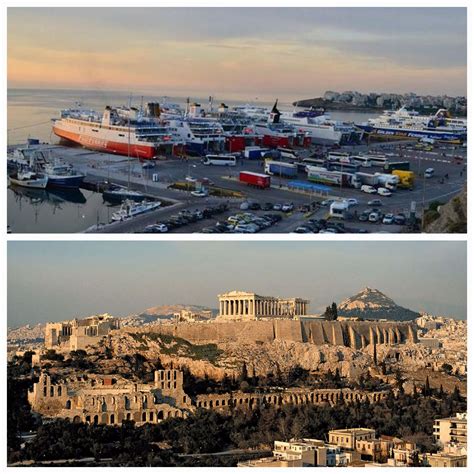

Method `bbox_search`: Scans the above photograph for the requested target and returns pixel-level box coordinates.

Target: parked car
[321,199,335,207]
[344,198,359,207]
[368,199,383,206]
[273,203,283,211]
[361,185,377,194]
[263,202,274,211]
[382,213,394,224]
[369,210,383,223]
[358,210,371,222]
[377,188,392,197]
[240,201,250,210]
[282,203,294,212]
[394,214,407,225]
[191,190,208,197]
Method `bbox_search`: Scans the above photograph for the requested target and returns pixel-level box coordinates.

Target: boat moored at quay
[356,107,467,143]
[52,103,186,159]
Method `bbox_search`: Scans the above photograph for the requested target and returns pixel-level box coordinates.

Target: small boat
[9,169,48,189]
[103,184,146,203]
[111,199,161,222]
[43,161,85,188]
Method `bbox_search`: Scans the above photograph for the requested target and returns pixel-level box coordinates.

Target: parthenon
[217,290,309,320]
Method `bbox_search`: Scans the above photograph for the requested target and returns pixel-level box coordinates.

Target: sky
[7,7,467,100]
[7,241,466,326]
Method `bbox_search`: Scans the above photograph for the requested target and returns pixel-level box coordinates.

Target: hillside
[338,287,420,321]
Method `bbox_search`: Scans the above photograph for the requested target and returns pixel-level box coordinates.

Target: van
[361,185,377,194]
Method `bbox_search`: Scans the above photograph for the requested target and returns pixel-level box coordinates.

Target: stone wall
[28,371,389,426]
[119,319,417,349]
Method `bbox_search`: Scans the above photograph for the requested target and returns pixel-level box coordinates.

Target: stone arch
[66,400,72,409]
[73,415,81,423]
[101,413,108,424]
[110,414,115,424]
[149,412,154,422]
[157,410,164,420]
[101,401,107,412]
[209,400,213,408]
[57,386,62,396]
[142,412,147,422]
[216,400,220,407]
[126,413,131,421]
[50,386,54,397]
[85,415,91,423]
[93,415,99,424]
[174,411,180,417]
[125,396,130,410]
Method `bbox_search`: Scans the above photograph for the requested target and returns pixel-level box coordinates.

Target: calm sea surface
[7,88,375,233]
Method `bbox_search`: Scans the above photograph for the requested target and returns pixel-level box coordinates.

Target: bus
[352,155,372,168]
[366,154,388,167]
[202,154,237,166]
[276,147,299,160]
[327,151,351,162]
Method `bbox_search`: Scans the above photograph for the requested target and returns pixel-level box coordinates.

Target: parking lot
[56,138,466,233]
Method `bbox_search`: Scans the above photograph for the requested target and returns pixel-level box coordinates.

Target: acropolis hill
[44,290,418,353]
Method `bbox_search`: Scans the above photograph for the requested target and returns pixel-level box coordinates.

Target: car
[282,203,294,212]
[273,203,283,211]
[344,198,359,207]
[292,226,313,233]
[240,202,250,210]
[143,224,168,233]
[394,214,407,225]
[377,188,392,197]
[369,211,382,223]
[142,161,156,169]
[361,185,377,194]
[358,210,371,222]
[191,190,208,197]
[263,202,274,211]
[321,199,335,207]
[248,202,261,210]
[382,213,394,224]
[319,228,337,233]
[424,168,435,178]
[368,199,383,206]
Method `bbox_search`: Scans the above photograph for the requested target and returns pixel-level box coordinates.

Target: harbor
[7,90,467,233]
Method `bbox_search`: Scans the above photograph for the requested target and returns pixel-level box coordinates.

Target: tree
[323,303,338,321]
[238,363,248,384]
[423,376,431,397]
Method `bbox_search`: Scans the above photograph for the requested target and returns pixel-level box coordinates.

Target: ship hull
[46,175,85,189]
[357,124,466,143]
[53,126,157,159]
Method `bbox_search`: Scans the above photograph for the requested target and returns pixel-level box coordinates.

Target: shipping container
[264,161,298,178]
[239,171,271,189]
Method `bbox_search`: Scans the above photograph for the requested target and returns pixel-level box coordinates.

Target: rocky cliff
[424,188,467,233]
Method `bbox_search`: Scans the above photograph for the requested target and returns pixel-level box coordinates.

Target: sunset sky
[8,241,466,325]
[7,7,467,100]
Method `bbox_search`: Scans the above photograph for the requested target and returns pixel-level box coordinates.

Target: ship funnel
[102,106,111,127]
[269,99,281,124]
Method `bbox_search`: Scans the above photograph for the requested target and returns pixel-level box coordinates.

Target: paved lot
[49,139,466,234]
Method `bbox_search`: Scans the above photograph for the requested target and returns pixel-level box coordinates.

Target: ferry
[280,108,362,145]
[52,103,185,159]
[357,107,467,143]
[165,103,226,156]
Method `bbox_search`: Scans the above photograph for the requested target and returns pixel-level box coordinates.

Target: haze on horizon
[7,241,466,326]
[7,7,467,101]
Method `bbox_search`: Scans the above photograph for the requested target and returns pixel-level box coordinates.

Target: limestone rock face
[424,188,467,233]
[338,288,419,321]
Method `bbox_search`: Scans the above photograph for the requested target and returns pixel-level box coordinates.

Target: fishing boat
[111,199,161,222]
[9,169,48,189]
[43,161,85,188]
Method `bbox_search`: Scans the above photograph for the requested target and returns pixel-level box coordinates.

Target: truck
[374,173,399,190]
[307,166,361,188]
[326,161,360,173]
[264,160,298,178]
[239,171,271,189]
[392,170,415,189]
[244,146,268,159]
[329,201,349,219]
[356,172,379,186]
[383,161,411,172]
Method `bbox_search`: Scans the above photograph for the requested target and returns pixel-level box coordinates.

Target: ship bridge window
[118,134,125,137]
[92,129,99,132]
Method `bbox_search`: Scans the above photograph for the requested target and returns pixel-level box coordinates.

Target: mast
[128,93,132,190]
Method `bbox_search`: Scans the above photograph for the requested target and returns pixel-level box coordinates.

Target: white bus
[352,155,372,168]
[327,151,351,162]
[368,154,389,167]
[276,147,299,160]
[202,154,237,166]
